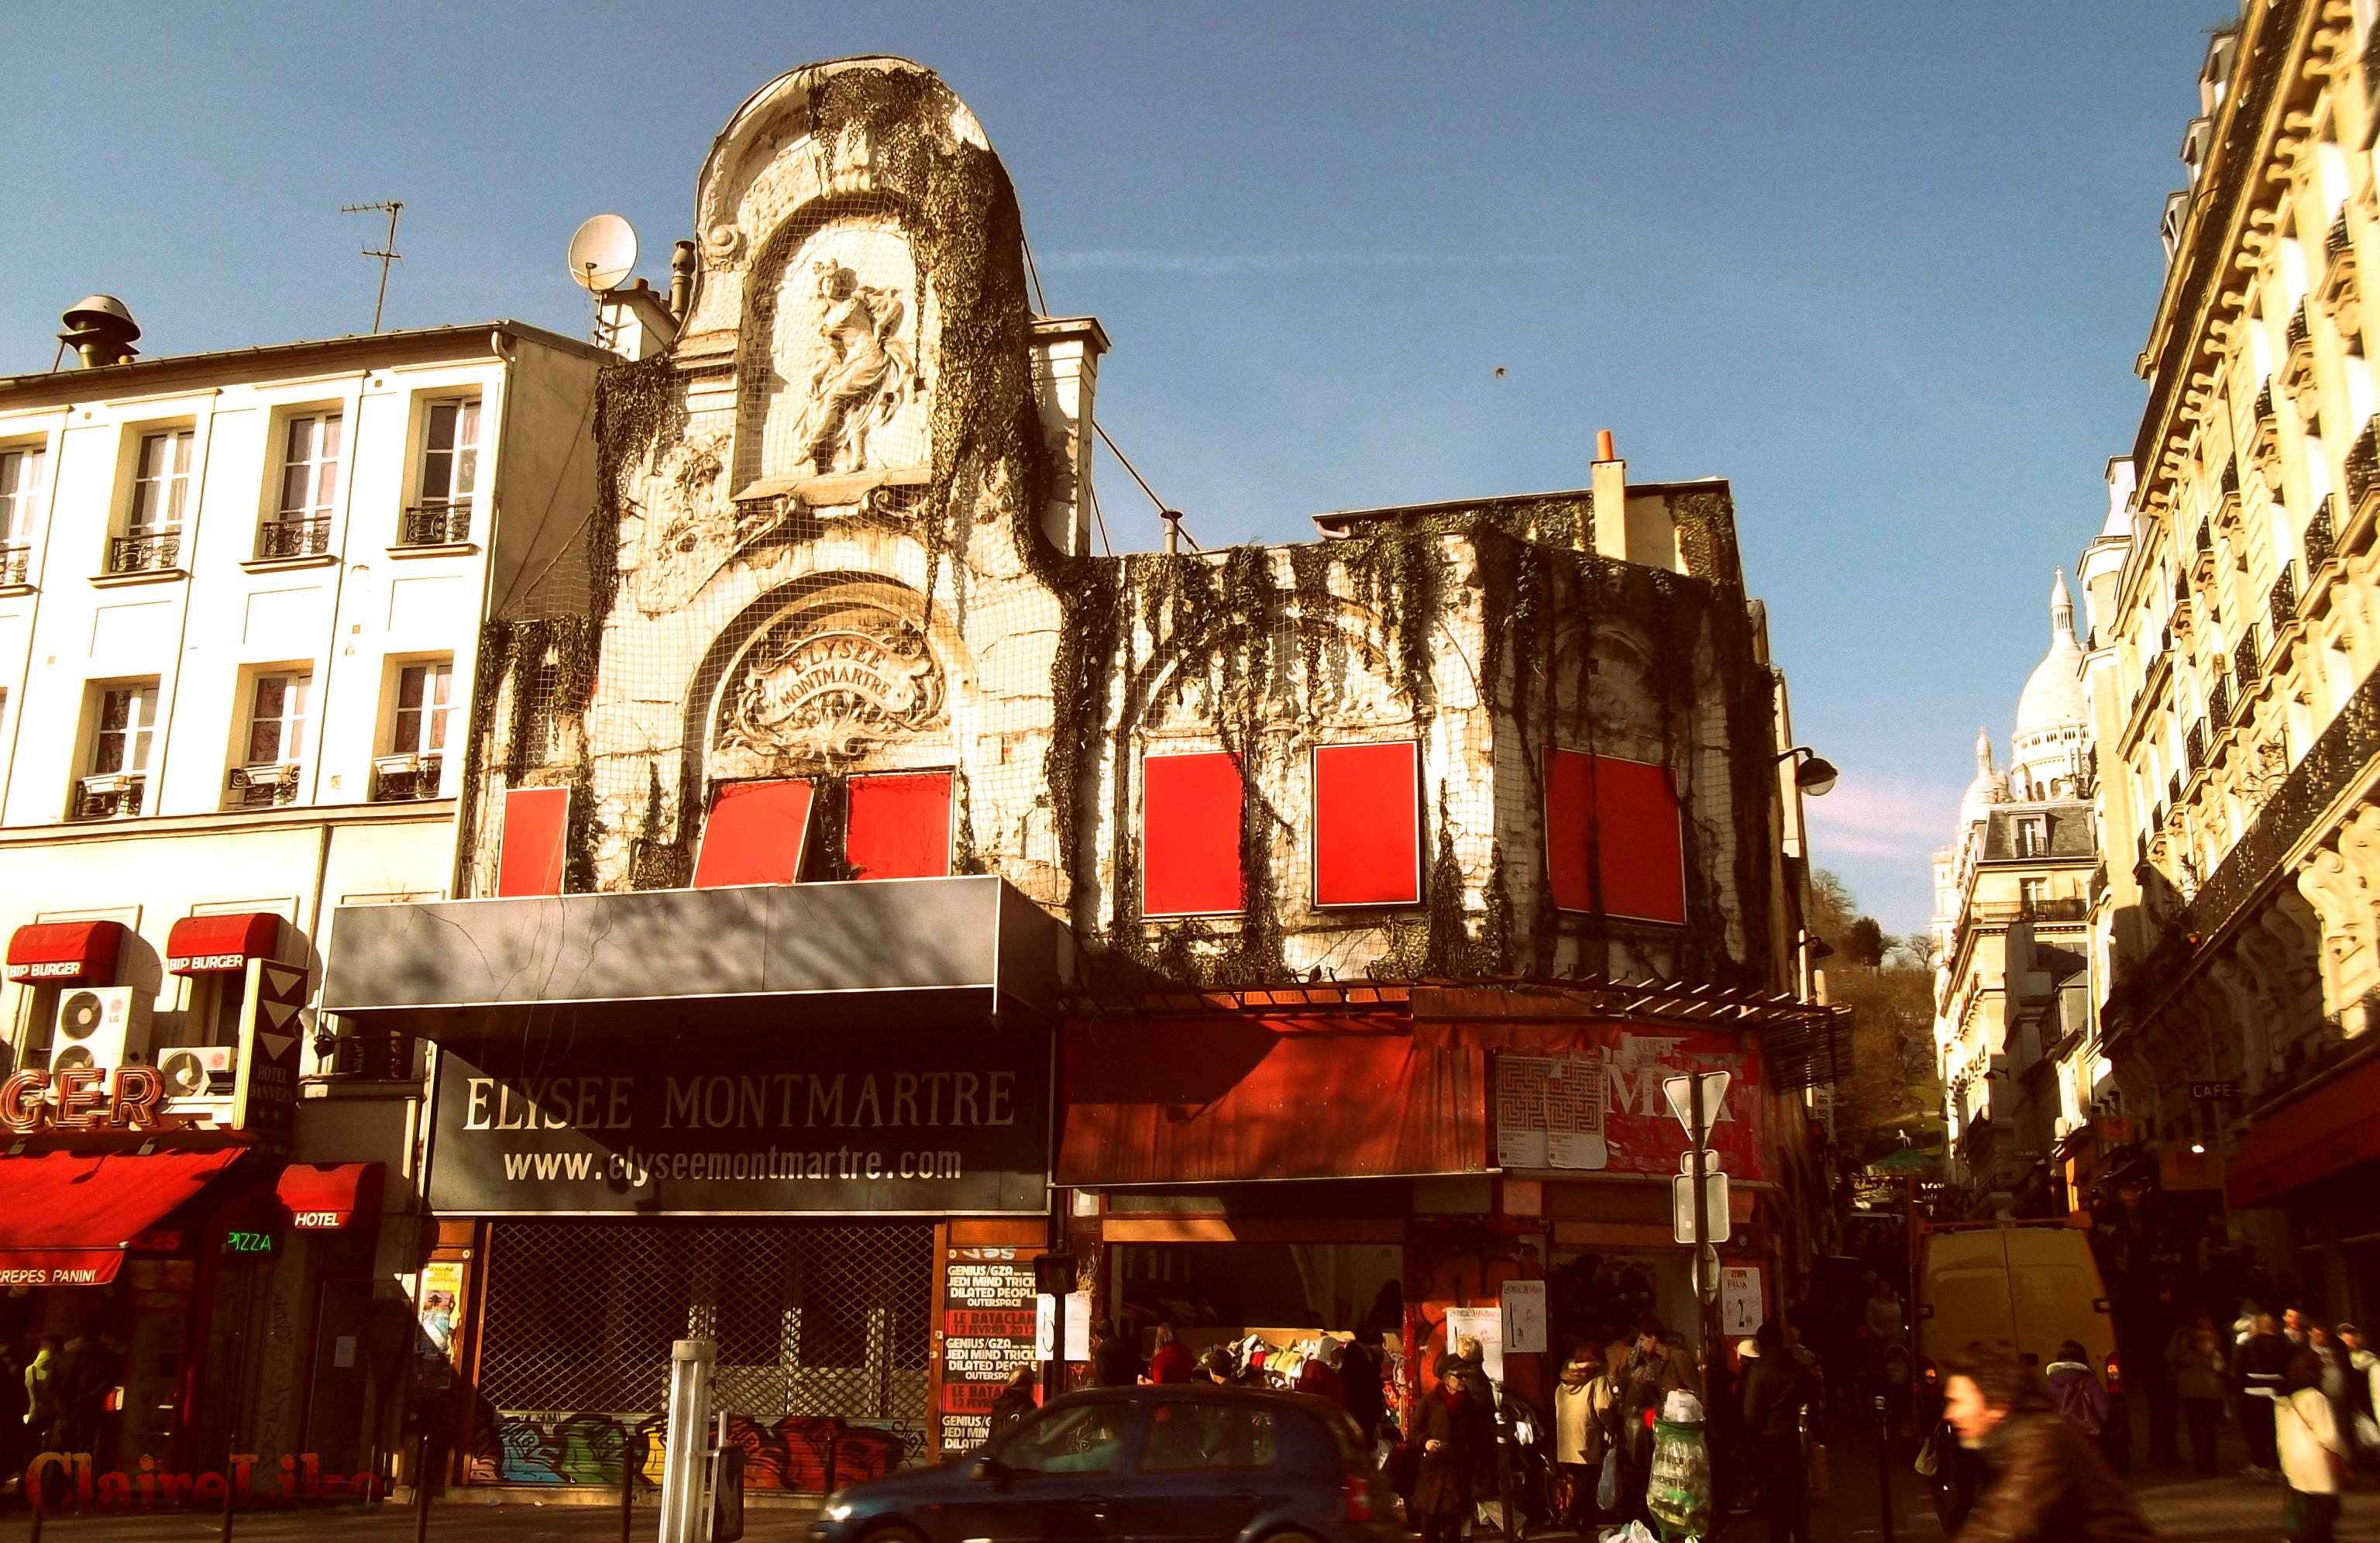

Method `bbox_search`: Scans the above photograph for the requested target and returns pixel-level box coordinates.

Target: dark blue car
[811,1384,1406,1543]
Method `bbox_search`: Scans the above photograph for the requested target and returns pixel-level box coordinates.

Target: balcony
[106,529,180,575]
[2235,629,2261,689]
[314,1028,421,1084]
[396,501,472,549]
[2307,495,2339,571]
[71,772,145,821]
[2282,301,2318,410]
[2348,418,2380,523]
[255,515,331,561]
[1968,897,2089,925]
[2186,721,2206,775]
[2215,461,2244,539]
[2210,675,2232,727]
[2249,383,2282,477]
[0,543,27,587]
[2270,561,2299,636]
[369,753,443,803]
[227,763,300,809]
[2320,208,2362,339]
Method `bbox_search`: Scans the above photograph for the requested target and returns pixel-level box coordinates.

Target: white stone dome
[1959,727,2006,826]
[2013,570,2086,740]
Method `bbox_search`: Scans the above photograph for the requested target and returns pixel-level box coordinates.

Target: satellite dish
[566,214,638,292]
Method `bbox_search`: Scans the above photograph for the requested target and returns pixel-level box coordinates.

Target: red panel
[165,911,280,975]
[690,780,814,889]
[1313,742,1422,906]
[5,919,126,985]
[2228,1057,2380,1207]
[1141,753,1244,916]
[0,1149,245,1285]
[1543,749,1687,925]
[497,787,572,897]
[846,773,954,880]
[1058,1014,1484,1184]
[275,1162,383,1230]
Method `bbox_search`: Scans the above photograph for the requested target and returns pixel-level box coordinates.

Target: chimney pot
[1595,428,1617,463]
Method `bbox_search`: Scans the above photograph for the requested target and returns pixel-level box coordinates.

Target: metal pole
[1873,1393,1897,1543]
[620,1421,635,1543]
[413,1426,433,1543]
[658,1340,715,1543]
[1691,1077,1720,1362]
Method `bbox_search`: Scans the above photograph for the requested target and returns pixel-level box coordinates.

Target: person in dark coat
[1343,1326,1388,1441]
[2237,1311,2296,1479]
[985,1367,1037,1443]
[1618,1315,1685,1523]
[1410,1375,1479,1543]
[1742,1320,1814,1543]
[1088,1319,1143,1388]
[1942,1348,2155,1543]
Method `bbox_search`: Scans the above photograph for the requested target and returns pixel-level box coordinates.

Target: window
[1139,1403,1277,1472]
[232,673,309,807]
[76,683,156,819]
[0,446,42,584]
[406,398,480,544]
[2019,878,2047,914]
[262,412,340,557]
[392,660,452,755]
[996,1400,1133,1476]
[114,429,191,573]
[2014,817,2048,859]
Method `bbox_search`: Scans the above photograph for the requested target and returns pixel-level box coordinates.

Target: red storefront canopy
[2227,1057,2380,1208]
[165,911,280,976]
[1058,1014,1485,1186]
[0,1149,245,1286]
[274,1162,383,1230]
[5,920,126,985]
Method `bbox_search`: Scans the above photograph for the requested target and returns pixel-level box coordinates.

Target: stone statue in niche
[789,260,913,476]
[631,433,782,615]
[716,594,946,766]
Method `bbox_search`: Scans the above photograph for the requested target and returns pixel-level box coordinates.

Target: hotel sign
[427,1028,1049,1216]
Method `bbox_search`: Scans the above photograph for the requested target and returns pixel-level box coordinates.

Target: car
[810,1383,1408,1543]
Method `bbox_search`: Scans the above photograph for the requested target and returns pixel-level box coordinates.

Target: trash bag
[1646,1416,1713,1537]
[1597,1523,1659,1543]
[1596,1445,1620,1513]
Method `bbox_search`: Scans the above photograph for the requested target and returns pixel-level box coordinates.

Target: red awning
[6,920,126,986]
[1058,1014,1484,1185]
[165,912,280,976]
[274,1162,383,1230]
[2228,1058,2380,1207]
[0,1149,246,1286]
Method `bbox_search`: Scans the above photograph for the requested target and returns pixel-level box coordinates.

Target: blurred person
[2166,1309,2228,1476]
[1742,1320,1815,1543]
[1144,1322,1194,1385]
[1939,1348,2154,1542]
[2275,1348,2347,1543]
[1344,1324,1388,1441]
[2046,1338,2112,1464]
[2238,1311,2294,1480]
[1550,1341,1613,1531]
[1089,1318,1142,1388]
[985,1366,1037,1442]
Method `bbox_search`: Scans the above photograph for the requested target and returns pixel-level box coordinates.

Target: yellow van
[1913,1219,2125,1463]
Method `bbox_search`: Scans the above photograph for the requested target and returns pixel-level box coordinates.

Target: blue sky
[0,3,2215,932]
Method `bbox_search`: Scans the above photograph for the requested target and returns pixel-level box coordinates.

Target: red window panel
[496,787,571,897]
[1543,749,1687,924]
[690,780,815,889]
[1312,741,1422,906]
[1141,752,1244,917]
[846,772,954,880]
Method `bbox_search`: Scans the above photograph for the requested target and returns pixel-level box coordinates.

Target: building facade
[1931,579,2100,1214]
[2087,1,2380,1324]
[315,57,1845,1498]
[0,318,607,1487]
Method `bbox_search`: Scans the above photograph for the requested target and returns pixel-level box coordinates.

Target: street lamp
[1778,745,1839,797]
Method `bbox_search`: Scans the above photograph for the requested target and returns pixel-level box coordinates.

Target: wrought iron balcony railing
[2271,561,2298,631]
[71,773,145,821]
[0,543,27,586]
[2307,495,2337,570]
[107,529,180,574]
[227,764,301,808]
[2348,418,2380,507]
[369,753,443,803]
[256,515,331,560]
[2235,630,2261,687]
[397,501,472,547]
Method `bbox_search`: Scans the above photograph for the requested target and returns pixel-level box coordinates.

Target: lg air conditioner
[49,986,152,1075]
[155,1043,239,1104]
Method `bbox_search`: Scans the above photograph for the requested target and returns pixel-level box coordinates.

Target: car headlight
[824,1497,854,1522]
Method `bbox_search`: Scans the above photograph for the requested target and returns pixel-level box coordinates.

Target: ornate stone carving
[714,588,945,767]
[631,433,782,615]
[786,260,915,477]
[703,222,745,265]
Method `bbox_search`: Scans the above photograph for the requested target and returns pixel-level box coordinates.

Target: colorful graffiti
[485,1410,912,1491]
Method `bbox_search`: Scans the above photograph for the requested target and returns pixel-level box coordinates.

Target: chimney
[1590,429,1627,560]
[57,294,140,369]
[668,240,697,320]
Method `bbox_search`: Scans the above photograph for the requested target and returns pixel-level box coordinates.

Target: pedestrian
[1294,1335,1350,1411]
[1088,1318,1142,1388]
[1439,1333,1501,1517]
[1195,1346,1235,1386]
[1619,1316,1684,1522]
[2237,1311,2294,1480]
[985,1366,1037,1442]
[1550,1341,1613,1531]
[1344,1324,1388,1441]
[0,1335,28,1490]
[1742,1319,1814,1543]
[2275,1348,2347,1543]
[1411,1363,1481,1543]
[2340,1324,2380,1465]
[2134,1279,2182,1467]
[1938,1347,2155,1542]
[2045,1339,2111,1445]
[1144,1322,1194,1384]
[2166,1308,2228,1476]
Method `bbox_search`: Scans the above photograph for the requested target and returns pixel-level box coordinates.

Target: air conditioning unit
[49,986,152,1075]
[155,1043,239,1102]
[373,753,421,775]
[232,763,298,787]
[79,772,136,794]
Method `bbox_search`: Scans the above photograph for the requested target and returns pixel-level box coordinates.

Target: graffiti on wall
[484,1410,914,1490]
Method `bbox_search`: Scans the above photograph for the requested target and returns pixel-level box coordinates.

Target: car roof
[1044,1383,1338,1414]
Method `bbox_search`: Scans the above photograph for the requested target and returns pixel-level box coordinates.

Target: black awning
[322,875,1068,1037]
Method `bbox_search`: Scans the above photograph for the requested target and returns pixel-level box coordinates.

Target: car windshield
[999,1401,1133,1475]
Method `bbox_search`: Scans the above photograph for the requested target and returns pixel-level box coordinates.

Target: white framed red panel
[495,787,571,897]
[690,779,816,889]
[1140,749,1245,918]
[1310,740,1423,908]
[846,771,956,880]
[1542,747,1687,925]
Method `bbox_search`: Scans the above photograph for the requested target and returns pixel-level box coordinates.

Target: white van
[1914,1221,2119,1388]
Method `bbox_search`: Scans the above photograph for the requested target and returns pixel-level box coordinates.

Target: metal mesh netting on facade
[476,1220,934,1487]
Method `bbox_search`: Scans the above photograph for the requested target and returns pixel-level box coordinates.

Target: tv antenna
[566,214,638,345]
[341,201,404,332]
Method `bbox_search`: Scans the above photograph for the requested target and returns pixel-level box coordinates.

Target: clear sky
[0,3,2216,933]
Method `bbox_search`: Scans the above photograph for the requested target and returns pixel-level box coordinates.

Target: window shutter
[845,772,954,880]
[1141,752,1244,916]
[1543,749,1687,924]
[1312,741,1422,906]
[690,780,815,889]
[496,787,572,897]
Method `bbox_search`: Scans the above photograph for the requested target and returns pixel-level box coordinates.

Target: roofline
[1311,476,1730,533]
[0,321,614,404]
